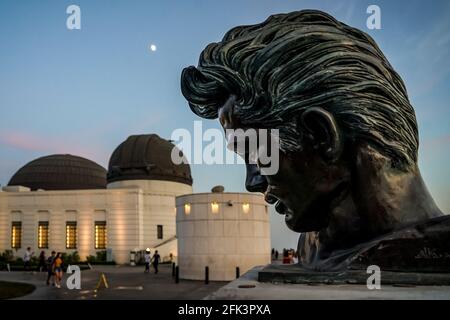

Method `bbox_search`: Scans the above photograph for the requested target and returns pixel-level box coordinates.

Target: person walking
[152,250,160,274]
[37,251,46,272]
[46,251,56,286]
[23,247,34,271]
[53,252,63,288]
[144,248,151,273]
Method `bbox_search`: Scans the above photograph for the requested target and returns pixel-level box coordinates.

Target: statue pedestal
[206,266,450,300]
[257,263,450,286]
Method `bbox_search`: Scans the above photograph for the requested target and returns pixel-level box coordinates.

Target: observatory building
[0,133,271,275]
[0,134,192,264]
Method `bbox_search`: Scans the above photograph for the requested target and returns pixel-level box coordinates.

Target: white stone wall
[108,180,193,261]
[0,179,192,265]
[176,193,271,281]
[0,187,143,264]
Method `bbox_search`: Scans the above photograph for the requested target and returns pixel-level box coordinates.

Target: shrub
[61,251,81,265]
[72,251,80,263]
[85,251,113,265]
[0,250,14,262]
[96,250,106,262]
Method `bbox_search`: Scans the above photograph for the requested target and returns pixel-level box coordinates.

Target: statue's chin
[285,211,328,233]
[285,212,308,232]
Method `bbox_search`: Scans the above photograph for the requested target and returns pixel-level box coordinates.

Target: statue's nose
[245,164,268,193]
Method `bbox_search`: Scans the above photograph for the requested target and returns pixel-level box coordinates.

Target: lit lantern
[211,201,219,214]
[184,203,191,215]
[242,203,250,214]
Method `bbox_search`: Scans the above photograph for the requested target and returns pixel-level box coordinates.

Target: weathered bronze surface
[181,10,449,278]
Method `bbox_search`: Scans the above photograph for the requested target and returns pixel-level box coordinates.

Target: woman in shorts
[53,252,63,288]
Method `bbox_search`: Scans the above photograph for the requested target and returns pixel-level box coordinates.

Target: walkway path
[0,264,226,300]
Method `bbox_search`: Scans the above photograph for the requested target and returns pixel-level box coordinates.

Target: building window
[95,221,107,249]
[11,222,22,249]
[38,221,49,249]
[157,225,163,240]
[66,221,77,249]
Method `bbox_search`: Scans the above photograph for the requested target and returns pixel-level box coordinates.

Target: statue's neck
[314,147,443,258]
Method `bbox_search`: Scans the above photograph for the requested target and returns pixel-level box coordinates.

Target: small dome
[8,154,107,191]
[107,134,193,186]
[211,185,225,193]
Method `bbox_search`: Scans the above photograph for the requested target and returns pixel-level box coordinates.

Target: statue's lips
[265,193,296,228]
[275,200,295,228]
[275,200,287,214]
[265,192,288,214]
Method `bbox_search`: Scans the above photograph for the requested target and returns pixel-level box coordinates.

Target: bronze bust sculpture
[181,10,450,279]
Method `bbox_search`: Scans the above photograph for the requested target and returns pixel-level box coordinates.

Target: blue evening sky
[1,0,449,249]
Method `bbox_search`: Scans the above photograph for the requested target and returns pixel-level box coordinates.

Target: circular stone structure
[8,154,107,191]
[176,192,270,281]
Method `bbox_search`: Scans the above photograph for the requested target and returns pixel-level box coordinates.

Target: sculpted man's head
[181,10,442,249]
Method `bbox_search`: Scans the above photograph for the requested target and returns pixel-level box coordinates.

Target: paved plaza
[0,264,226,300]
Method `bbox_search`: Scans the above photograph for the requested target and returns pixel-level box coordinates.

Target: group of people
[23,247,64,288]
[45,251,64,288]
[22,246,161,289]
[271,248,298,264]
[143,248,160,274]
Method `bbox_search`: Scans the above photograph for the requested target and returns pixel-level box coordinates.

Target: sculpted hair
[181,10,418,170]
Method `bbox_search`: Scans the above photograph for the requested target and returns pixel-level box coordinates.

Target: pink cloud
[0,132,53,153]
[0,131,109,167]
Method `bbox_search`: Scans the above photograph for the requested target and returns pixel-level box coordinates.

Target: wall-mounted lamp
[211,201,219,214]
[242,203,250,214]
[184,203,191,215]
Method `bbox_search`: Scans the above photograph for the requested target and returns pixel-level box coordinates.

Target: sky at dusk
[1,0,449,250]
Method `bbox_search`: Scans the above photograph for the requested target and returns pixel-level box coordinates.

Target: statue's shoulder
[349,215,450,272]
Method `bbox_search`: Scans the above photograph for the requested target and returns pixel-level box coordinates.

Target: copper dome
[107,134,193,185]
[8,154,107,191]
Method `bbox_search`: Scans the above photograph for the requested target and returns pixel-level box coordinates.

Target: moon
[149,44,157,52]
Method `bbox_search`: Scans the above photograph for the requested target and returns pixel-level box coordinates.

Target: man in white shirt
[23,247,34,271]
[144,248,151,273]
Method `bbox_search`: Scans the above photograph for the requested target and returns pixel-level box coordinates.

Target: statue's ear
[299,107,342,162]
